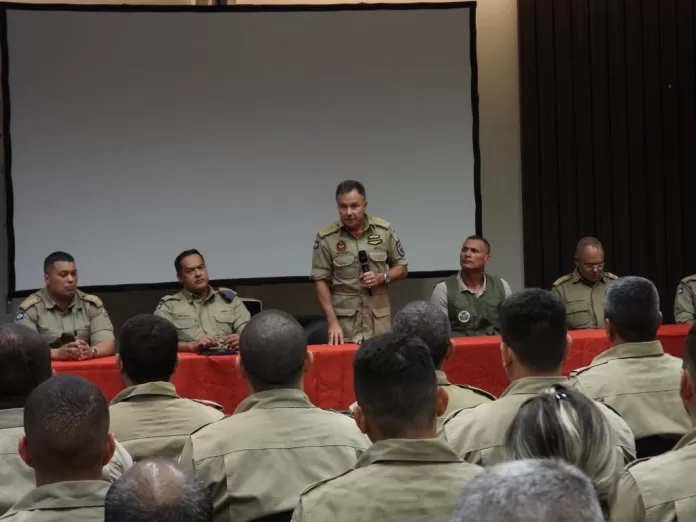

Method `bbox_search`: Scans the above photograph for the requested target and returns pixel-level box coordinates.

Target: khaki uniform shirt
[180,388,370,522]
[612,428,696,522]
[552,270,618,330]
[0,480,109,522]
[437,370,495,420]
[0,409,132,516]
[443,376,636,467]
[292,438,481,522]
[14,288,114,347]
[570,341,691,439]
[310,215,408,343]
[109,381,224,462]
[154,287,250,343]
[674,275,696,323]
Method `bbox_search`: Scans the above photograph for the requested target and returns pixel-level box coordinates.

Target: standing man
[430,236,512,337]
[311,180,408,344]
[674,274,696,324]
[155,249,250,353]
[552,237,618,330]
[14,251,115,360]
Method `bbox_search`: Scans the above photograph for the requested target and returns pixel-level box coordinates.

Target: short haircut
[239,310,307,390]
[452,459,604,522]
[335,180,366,199]
[604,276,660,343]
[683,322,696,378]
[174,249,204,276]
[464,235,492,254]
[105,458,212,522]
[392,301,451,368]
[24,375,110,475]
[354,332,437,438]
[0,324,52,400]
[43,251,75,274]
[504,385,619,519]
[499,289,568,372]
[119,314,179,384]
[575,237,604,259]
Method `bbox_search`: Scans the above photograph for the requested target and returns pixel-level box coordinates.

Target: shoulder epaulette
[682,274,696,284]
[80,292,104,308]
[569,364,593,377]
[218,288,237,303]
[298,468,354,497]
[553,274,573,287]
[454,384,496,401]
[191,398,225,412]
[17,294,41,311]
[604,272,618,280]
[369,216,391,229]
[624,456,652,471]
[161,293,182,302]
[318,222,341,238]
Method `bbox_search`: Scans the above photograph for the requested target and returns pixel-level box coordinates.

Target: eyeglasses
[582,262,604,270]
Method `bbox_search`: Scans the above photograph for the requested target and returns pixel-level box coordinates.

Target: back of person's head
[504,385,619,518]
[392,300,451,368]
[22,375,113,477]
[499,289,568,373]
[353,332,442,439]
[0,324,52,405]
[604,276,661,343]
[119,314,179,384]
[239,310,308,391]
[452,459,604,522]
[105,458,212,522]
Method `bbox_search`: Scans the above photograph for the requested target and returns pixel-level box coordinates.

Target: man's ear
[115,354,123,372]
[353,405,368,435]
[18,436,33,469]
[605,318,614,341]
[563,334,572,363]
[680,369,694,403]
[235,357,246,379]
[444,340,455,362]
[657,311,664,329]
[500,342,514,369]
[103,433,116,466]
[303,351,314,374]
[435,387,449,417]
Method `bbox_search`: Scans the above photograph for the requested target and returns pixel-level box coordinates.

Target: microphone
[358,250,372,296]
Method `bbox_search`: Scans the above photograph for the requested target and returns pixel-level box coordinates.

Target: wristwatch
[383,273,391,285]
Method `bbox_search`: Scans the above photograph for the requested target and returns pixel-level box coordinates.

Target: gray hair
[504,386,619,519]
[575,237,604,259]
[452,459,604,522]
[393,301,451,367]
[604,276,661,342]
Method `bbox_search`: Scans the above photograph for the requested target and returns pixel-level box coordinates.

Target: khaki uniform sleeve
[386,228,408,267]
[311,234,333,281]
[674,282,696,323]
[89,306,115,345]
[231,297,251,334]
[551,284,564,302]
[154,300,175,323]
[612,470,647,522]
[102,439,133,483]
[430,282,449,317]
[14,307,39,331]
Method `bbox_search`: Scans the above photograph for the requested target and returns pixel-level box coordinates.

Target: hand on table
[220,334,240,350]
[328,322,344,345]
[193,334,219,352]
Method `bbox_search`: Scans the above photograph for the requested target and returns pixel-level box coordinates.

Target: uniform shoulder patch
[318,222,341,238]
[218,288,237,303]
[369,216,391,229]
[80,293,104,308]
[191,398,225,412]
[682,274,696,284]
[298,468,355,497]
[604,272,618,280]
[552,274,573,287]
[454,384,497,401]
[17,294,41,311]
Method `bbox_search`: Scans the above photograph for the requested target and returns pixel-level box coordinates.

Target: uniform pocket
[173,317,196,330]
[213,311,236,335]
[333,255,359,280]
[368,251,388,263]
[335,308,357,317]
[566,301,592,328]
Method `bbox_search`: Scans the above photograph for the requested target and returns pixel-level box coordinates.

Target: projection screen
[3,3,480,292]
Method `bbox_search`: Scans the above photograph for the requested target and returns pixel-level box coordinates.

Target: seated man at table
[1,375,115,522]
[292,332,482,522]
[674,273,696,324]
[14,251,115,360]
[570,276,691,445]
[179,310,369,522]
[430,236,512,337]
[109,314,224,462]
[154,249,250,353]
[443,288,635,467]
[0,324,132,516]
[552,237,618,330]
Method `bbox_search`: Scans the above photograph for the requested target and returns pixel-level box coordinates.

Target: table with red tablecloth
[53,325,689,414]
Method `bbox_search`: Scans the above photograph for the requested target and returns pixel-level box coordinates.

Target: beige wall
[0,0,522,332]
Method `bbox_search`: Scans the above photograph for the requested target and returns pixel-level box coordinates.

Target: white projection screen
[3,3,480,292]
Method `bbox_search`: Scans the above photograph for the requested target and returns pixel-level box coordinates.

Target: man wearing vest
[430,236,512,337]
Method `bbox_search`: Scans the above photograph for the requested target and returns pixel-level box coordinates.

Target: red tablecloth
[53,325,689,414]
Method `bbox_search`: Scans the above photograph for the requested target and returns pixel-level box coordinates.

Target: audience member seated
[570,276,691,446]
[504,385,619,519]
[612,323,696,522]
[109,314,224,461]
[105,458,212,522]
[0,324,131,516]
[180,310,369,522]
[292,332,481,522]
[451,459,605,522]
[0,375,115,521]
[443,289,635,467]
